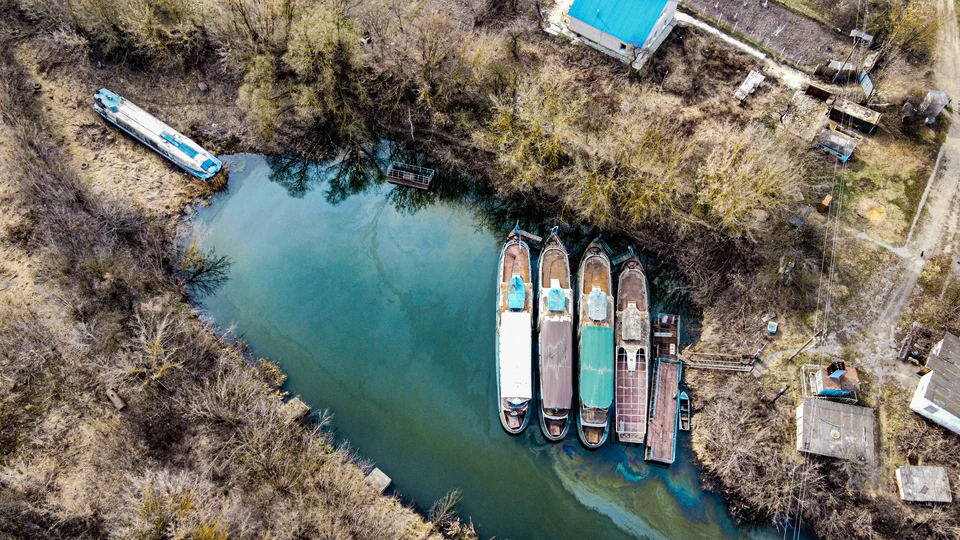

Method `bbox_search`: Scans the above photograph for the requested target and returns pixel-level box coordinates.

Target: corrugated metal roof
[581,326,614,408]
[926,332,960,418]
[568,0,670,46]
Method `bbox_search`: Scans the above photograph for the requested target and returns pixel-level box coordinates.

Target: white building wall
[566,0,678,65]
[566,17,636,59]
[910,372,960,435]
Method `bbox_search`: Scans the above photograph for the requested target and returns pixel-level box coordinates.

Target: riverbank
[2,0,954,538]
[0,21,461,540]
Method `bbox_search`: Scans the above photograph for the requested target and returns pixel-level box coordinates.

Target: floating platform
[386,162,435,190]
[646,314,681,464]
[645,358,682,464]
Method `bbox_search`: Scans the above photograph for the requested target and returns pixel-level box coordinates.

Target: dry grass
[0,31,462,539]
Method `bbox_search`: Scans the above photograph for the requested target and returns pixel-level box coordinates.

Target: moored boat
[496,227,534,434]
[537,230,574,441]
[92,88,223,180]
[614,255,651,445]
[576,239,614,449]
[678,390,691,432]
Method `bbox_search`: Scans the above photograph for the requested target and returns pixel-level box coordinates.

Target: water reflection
[194,150,805,540]
[262,142,700,324]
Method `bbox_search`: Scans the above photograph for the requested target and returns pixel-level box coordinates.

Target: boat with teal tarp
[92,88,222,180]
[496,226,534,434]
[537,229,574,441]
[576,239,615,448]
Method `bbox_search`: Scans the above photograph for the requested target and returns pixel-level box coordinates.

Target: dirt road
[851,0,960,386]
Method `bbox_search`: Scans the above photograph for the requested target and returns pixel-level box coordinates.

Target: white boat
[496,227,533,434]
[92,88,222,180]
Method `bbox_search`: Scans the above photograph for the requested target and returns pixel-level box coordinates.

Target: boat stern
[93,88,122,116]
[539,409,571,442]
[577,418,609,449]
[499,399,530,435]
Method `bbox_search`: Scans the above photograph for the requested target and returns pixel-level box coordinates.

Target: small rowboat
[678,391,691,432]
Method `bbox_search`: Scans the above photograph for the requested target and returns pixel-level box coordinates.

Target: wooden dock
[645,358,682,464]
[646,313,682,464]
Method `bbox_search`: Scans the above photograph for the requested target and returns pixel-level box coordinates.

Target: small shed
[816,129,857,162]
[812,361,861,398]
[830,98,881,134]
[805,84,833,101]
[849,29,874,44]
[910,332,960,434]
[830,99,881,134]
[919,90,949,125]
[796,398,876,464]
[896,466,952,503]
[735,70,765,101]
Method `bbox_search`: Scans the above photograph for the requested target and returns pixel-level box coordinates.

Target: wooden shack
[811,361,861,398]
[816,129,857,162]
[896,466,952,503]
[796,398,876,464]
[829,98,881,134]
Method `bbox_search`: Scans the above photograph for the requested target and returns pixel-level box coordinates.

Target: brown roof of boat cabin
[540,320,574,409]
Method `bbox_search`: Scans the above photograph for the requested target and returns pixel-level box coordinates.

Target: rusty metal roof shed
[830,98,881,134]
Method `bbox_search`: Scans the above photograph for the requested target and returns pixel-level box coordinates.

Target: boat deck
[615,351,648,444]
[646,358,682,464]
[500,241,532,313]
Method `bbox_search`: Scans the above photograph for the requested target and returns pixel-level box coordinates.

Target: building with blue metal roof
[566,0,677,68]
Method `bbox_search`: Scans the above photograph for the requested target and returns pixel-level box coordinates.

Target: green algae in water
[192,152,805,540]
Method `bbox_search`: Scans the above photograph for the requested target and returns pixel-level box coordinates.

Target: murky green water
[192,152,795,540]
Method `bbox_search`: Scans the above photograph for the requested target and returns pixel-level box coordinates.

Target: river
[191,151,796,540]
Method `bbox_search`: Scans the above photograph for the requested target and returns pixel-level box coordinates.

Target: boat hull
[537,233,574,442]
[576,240,614,449]
[92,88,223,180]
[496,233,533,435]
[614,257,651,446]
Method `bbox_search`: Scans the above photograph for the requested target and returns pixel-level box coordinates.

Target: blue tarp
[580,326,614,408]
[507,276,526,310]
[568,0,670,47]
[547,288,566,312]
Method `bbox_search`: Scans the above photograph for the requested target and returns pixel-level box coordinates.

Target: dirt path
[846,0,960,387]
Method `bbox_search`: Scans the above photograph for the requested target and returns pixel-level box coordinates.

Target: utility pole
[787,329,824,363]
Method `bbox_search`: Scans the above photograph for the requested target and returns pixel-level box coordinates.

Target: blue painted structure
[92,88,222,180]
[568,0,671,47]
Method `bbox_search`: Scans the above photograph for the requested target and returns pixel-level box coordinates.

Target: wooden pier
[645,358,682,464]
[386,162,435,190]
[646,314,682,465]
[680,352,754,372]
